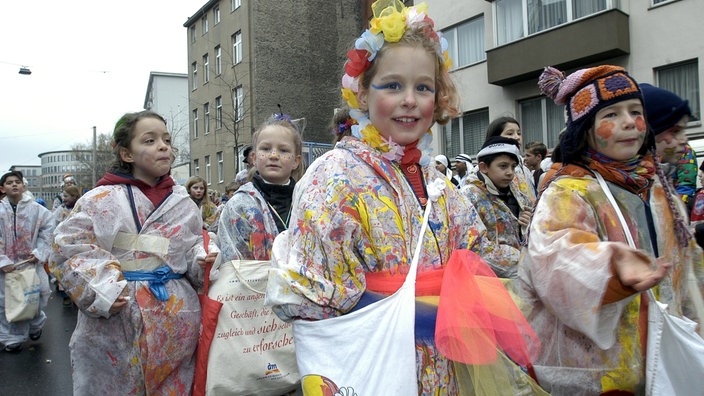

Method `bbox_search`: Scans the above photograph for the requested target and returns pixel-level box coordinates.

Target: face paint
[594,120,615,149]
[635,116,646,133]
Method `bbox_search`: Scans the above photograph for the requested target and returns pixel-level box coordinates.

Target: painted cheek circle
[635,116,646,133]
[595,121,615,140]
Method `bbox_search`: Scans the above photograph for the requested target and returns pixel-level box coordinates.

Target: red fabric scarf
[96,172,175,207]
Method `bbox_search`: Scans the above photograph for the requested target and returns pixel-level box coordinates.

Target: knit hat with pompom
[538,65,643,163]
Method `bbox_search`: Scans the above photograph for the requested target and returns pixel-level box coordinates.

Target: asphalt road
[0,291,76,395]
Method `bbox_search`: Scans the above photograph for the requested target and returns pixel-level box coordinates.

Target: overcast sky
[0,1,201,172]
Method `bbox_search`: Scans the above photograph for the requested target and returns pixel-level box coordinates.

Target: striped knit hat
[538,65,643,163]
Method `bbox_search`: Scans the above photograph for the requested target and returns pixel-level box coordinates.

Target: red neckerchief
[96,172,175,207]
[399,140,427,205]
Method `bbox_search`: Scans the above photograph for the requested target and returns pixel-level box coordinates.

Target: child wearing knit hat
[516,65,704,394]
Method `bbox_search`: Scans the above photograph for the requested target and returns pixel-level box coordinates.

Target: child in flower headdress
[266,1,541,394]
[516,65,704,394]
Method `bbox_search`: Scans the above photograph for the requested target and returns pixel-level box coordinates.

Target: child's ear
[119,147,134,163]
[356,88,368,112]
[478,162,489,174]
[294,154,302,170]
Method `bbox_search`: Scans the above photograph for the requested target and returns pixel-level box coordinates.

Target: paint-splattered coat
[266,137,500,395]
[0,196,54,346]
[460,174,531,278]
[50,184,207,395]
[517,167,704,394]
[217,182,280,261]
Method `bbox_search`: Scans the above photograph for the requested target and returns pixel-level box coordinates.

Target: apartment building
[183,0,364,191]
[424,0,703,162]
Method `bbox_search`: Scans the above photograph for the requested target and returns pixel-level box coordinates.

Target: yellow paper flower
[341,88,359,109]
[360,124,385,150]
[378,12,406,42]
[443,51,452,70]
[369,18,382,35]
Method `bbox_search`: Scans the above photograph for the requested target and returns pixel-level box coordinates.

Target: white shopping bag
[5,265,41,323]
[645,290,704,396]
[293,277,417,395]
[206,259,299,396]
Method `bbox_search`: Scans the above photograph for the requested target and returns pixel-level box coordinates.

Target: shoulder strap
[404,178,447,286]
[595,172,659,302]
[202,230,212,295]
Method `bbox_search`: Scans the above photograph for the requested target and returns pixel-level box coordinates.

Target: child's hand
[518,208,533,227]
[614,254,671,292]
[198,252,218,268]
[109,295,129,315]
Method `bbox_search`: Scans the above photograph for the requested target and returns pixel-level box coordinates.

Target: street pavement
[0,291,76,395]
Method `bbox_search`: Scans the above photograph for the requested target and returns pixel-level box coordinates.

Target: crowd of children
[1,1,702,395]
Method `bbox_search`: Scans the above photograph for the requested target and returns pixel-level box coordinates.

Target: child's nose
[402,90,417,107]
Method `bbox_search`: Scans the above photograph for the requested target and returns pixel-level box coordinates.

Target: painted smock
[267,137,499,395]
[217,182,280,261]
[513,163,537,205]
[0,196,54,346]
[517,168,704,395]
[460,174,531,278]
[50,184,208,395]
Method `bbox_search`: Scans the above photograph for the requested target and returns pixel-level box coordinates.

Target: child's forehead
[257,126,297,143]
[2,176,22,183]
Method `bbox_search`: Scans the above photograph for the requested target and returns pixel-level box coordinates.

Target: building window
[443,15,485,69]
[234,86,244,121]
[214,6,221,24]
[202,15,208,35]
[190,26,196,43]
[518,96,565,150]
[192,109,199,138]
[656,60,700,122]
[494,0,609,46]
[204,103,211,135]
[194,159,200,176]
[192,62,198,90]
[205,155,212,184]
[203,54,210,84]
[232,0,241,11]
[217,151,224,183]
[232,31,242,65]
[443,108,489,159]
[215,45,222,75]
[216,96,223,129]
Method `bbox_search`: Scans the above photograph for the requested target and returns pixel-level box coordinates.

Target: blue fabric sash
[122,265,183,301]
[351,291,437,343]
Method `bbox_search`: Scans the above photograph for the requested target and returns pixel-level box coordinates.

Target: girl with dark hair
[517,65,703,394]
[50,110,217,394]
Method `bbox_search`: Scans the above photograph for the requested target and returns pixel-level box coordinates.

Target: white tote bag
[595,173,704,396]
[5,264,41,323]
[206,259,299,396]
[293,180,445,395]
[645,288,704,396]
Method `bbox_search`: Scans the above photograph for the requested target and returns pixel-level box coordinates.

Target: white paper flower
[426,178,447,202]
